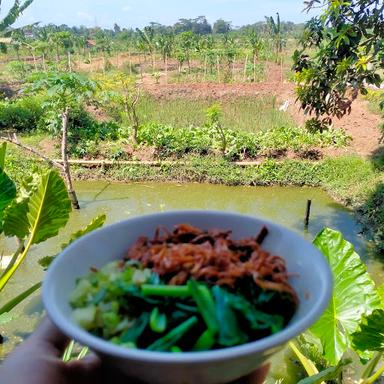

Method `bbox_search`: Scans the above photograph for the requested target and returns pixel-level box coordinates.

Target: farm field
[1,1,384,383]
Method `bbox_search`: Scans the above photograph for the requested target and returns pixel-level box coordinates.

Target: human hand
[0,318,269,384]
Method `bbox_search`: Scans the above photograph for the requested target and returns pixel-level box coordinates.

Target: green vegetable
[192,329,216,351]
[73,306,96,330]
[150,307,167,333]
[188,280,218,335]
[222,289,283,331]
[147,316,198,351]
[212,286,248,346]
[141,284,191,297]
[120,312,149,344]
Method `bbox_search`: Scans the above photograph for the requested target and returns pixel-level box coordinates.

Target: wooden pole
[165,54,168,85]
[203,55,207,81]
[68,51,72,72]
[304,199,312,228]
[216,55,220,82]
[243,54,248,82]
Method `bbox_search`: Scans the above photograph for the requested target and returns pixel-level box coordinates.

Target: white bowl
[43,210,332,384]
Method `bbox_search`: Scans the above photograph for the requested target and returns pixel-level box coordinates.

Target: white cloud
[76,11,93,21]
[122,5,132,12]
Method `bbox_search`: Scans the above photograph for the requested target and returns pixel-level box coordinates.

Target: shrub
[0,96,45,132]
[135,122,349,160]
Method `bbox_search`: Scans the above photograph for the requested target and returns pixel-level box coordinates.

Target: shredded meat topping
[125,223,297,302]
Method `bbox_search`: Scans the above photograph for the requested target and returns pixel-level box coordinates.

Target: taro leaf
[38,214,106,270]
[352,309,384,353]
[27,170,71,245]
[3,199,29,239]
[0,171,71,292]
[60,214,106,249]
[3,172,42,240]
[0,170,16,233]
[311,228,381,365]
[0,142,6,169]
[297,359,352,384]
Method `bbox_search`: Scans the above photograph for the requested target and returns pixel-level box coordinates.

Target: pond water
[0,181,382,381]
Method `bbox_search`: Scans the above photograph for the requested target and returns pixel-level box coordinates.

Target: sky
[7,0,320,30]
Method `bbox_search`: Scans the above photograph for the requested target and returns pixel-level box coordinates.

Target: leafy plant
[26,72,99,208]
[0,145,106,329]
[287,228,384,383]
[294,0,384,129]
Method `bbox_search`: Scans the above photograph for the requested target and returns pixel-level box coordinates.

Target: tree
[49,31,73,62]
[97,72,141,144]
[136,26,156,69]
[293,0,384,131]
[113,23,121,34]
[213,19,231,34]
[0,0,34,34]
[27,72,99,209]
[246,28,264,82]
[178,31,196,72]
[265,12,284,59]
[156,34,174,63]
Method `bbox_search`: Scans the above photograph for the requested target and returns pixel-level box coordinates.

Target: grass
[137,95,297,134]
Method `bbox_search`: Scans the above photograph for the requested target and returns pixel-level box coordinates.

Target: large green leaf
[311,228,381,365]
[0,142,6,169]
[38,214,106,270]
[27,170,71,245]
[3,172,42,239]
[3,199,29,239]
[352,309,384,353]
[0,170,71,292]
[0,170,16,233]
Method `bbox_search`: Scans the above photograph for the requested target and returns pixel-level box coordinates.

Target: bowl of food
[43,210,332,384]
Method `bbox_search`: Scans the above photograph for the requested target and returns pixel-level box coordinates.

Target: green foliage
[294,0,384,125]
[296,359,351,384]
[5,60,32,80]
[0,96,45,132]
[27,72,99,113]
[0,167,16,233]
[352,309,384,353]
[0,0,34,33]
[311,228,381,365]
[0,169,71,292]
[135,122,349,160]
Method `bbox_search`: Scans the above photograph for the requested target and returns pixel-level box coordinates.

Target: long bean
[141,284,191,297]
[188,280,218,335]
[147,316,198,351]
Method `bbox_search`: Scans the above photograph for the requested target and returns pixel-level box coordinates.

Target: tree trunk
[42,53,47,72]
[68,51,72,72]
[216,55,220,82]
[165,54,168,85]
[61,107,80,210]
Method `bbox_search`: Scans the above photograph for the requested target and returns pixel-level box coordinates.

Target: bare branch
[0,135,65,172]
